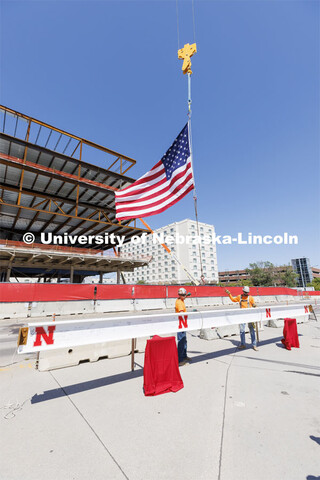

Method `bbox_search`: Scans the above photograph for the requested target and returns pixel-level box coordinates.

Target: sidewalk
[1,318,319,480]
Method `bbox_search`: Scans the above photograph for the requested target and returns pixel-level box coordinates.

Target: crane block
[178,43,197,75]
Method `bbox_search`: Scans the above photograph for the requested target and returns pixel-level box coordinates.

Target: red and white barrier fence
[17,303,312,354]
[2,283,320,303]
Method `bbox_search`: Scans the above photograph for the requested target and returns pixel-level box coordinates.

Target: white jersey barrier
[17,303,312,354]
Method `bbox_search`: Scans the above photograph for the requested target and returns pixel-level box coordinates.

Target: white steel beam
[17,303,312,354]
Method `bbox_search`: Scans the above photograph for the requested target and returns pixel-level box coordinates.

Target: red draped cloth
[143,335,184,396]
[281,318,300,350]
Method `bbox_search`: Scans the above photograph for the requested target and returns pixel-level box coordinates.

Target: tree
[276,266,298,287]
[307,278,320,291]
[246,261,275,286]
[246,262,298,287]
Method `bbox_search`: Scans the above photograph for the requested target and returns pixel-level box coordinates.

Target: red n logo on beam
[178,315,188,329]
[33,326,56,347]
[304,306,309,313]
[266,308,271,318]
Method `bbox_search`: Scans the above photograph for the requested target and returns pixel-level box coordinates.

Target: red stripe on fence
[0,283,318,303]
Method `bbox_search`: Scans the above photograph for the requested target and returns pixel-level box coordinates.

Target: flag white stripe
[115,158,191,203]
[116,177,194,218]
[116,168,193,210]
[115,163,164,197]
[116,171,166,199]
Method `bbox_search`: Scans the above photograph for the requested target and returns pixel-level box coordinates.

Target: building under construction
[0,106,151,282]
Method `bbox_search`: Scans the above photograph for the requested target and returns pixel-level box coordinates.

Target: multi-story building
[312,267,320,279]
[122,219,218,284]
[219,266,293,286]
[291,257,314,288]
[219,269,250,284]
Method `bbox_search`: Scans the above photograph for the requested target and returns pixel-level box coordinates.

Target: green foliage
[136,280,146,284]
[246,262,298,287]
[246,261,275,286]
[307,278,320,291]
[277,267,298,287]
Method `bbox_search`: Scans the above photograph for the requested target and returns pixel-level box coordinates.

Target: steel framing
[0,105,149,248]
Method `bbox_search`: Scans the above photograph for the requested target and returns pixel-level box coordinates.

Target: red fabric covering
[281,318,300,350]
[143,336,184,396]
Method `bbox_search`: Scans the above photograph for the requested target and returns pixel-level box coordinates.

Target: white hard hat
[178,287,187,295]
[243,286,250,293]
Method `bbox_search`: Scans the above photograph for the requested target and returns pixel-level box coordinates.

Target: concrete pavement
[0,312,319,480]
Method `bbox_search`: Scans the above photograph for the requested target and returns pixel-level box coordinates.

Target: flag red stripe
[116,176,194,218]
[115,163,192,205]
[115,171,194,213]
[117,184,194,220]
[115,160,163,196]
[116,175,167,202]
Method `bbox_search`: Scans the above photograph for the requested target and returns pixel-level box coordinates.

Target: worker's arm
[250,296,257,308]
[225,289,240,303]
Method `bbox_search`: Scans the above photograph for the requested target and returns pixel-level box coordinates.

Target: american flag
[115,124,194,220]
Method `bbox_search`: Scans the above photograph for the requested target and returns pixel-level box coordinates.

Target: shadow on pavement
[310,435,320,446]
[285,371,320,377]
[241,356,320,371]
[32,368,144,404]
[226,336,283,348]
[31,334,314,405]
[191,335,284,364]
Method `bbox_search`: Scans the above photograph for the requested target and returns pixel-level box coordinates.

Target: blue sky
[1,0,319,271]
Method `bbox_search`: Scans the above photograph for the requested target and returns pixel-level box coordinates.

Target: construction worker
[225,286,258,351]
[176,287,191,366]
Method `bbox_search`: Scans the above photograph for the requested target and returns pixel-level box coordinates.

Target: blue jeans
[177,331,187,362]
[240,322,256,346]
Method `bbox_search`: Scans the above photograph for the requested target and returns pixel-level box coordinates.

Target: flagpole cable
[187,72,204,283]
[192,0,196,44]
[176,0,180,50]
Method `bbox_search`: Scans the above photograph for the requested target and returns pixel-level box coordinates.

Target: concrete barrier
[37,339,134,371]
[95,299,132,313]
[200,322,264,340]
[0,294,317,320]
[268,315,309,328]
